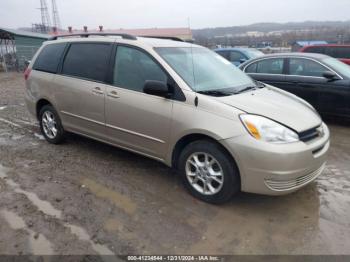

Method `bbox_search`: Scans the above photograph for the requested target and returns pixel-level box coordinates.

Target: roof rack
[48,33,137,41]
[141,36,184,42]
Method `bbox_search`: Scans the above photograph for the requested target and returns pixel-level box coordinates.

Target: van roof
[45,34,196,48]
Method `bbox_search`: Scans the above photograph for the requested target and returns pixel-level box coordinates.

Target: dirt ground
[0,72,350,257]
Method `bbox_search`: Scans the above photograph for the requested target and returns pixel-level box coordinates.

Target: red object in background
[338,58,350,65]
[24,68,31,81]
[299,44,350,65]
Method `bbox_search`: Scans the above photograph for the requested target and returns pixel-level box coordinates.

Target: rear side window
[113,46,167,92]
[256,58,284,74]
[33,43,66,73]
[62,43,112,82]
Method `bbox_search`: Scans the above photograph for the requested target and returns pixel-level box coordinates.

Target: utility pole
[51,0,62,30]
[39,0,51,33]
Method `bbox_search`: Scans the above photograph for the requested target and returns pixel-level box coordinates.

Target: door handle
[107,90,120,99]
[92,87,104,95]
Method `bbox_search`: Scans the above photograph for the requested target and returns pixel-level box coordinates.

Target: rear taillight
[24,68,31,81]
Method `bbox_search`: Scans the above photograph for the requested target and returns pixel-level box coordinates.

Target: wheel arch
[171,133,237,171]
[36,98,52,120]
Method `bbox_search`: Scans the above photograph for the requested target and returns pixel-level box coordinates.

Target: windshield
[155,47,256,93]
[323,57,350,79]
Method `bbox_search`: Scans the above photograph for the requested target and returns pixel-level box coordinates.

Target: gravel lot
[0,72,350,256]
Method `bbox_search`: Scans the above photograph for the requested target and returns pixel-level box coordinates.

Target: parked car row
[214,46,350,120]
[240,53,350,120]
[215,44,350,66]
[214,47,264,66]
[299,44,350,65]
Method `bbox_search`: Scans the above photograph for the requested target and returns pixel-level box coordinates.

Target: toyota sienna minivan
[25,33,330,204]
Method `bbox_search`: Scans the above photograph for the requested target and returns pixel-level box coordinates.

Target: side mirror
[143,80,171,98]
[323,71,340,81]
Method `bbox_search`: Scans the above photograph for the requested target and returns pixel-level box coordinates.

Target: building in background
[0,28,49,72]
[0,26,192,72]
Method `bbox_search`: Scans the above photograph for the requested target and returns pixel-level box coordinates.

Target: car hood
[215,87,322,132]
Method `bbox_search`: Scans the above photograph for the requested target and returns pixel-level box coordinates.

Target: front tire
[178,140,240,204]
[39,105,65,144]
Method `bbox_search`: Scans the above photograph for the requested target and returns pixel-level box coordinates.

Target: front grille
[264,163,325,191]
[299,126,321,142]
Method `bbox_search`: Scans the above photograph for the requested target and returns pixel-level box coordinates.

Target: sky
[1,0,350,30]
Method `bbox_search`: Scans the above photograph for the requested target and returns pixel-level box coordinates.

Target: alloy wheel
[185,152,224,195]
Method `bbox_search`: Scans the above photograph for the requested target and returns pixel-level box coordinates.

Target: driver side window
[113,46,167,92]
[289,58,328,77]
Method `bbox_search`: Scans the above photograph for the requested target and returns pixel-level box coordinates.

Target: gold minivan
[25,34,330,203]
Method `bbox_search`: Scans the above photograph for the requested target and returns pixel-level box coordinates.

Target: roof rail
[48,33,137,41]
[141,36,184,42]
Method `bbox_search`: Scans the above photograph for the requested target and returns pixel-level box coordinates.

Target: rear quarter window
[33,43,67,73]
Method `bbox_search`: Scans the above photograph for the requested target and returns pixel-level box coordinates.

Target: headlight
[240,114,299,144]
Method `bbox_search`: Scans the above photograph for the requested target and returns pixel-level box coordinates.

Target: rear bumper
[221,122,330,195]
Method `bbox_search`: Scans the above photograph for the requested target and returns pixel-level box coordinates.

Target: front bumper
[221,123,330,195]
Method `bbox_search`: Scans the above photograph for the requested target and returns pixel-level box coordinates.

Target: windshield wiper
[235,82,265,94]
[197,90,233,97]
[234,86,257,94]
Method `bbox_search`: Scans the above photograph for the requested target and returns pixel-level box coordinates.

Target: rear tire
[39,105,65,144]
[178,140,240,204]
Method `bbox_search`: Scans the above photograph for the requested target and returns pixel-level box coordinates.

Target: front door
[284,57,331,111]
[318,80,350,118]
[105,45,173,159]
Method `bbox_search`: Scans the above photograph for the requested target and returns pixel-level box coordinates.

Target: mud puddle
[0,164,115,256]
